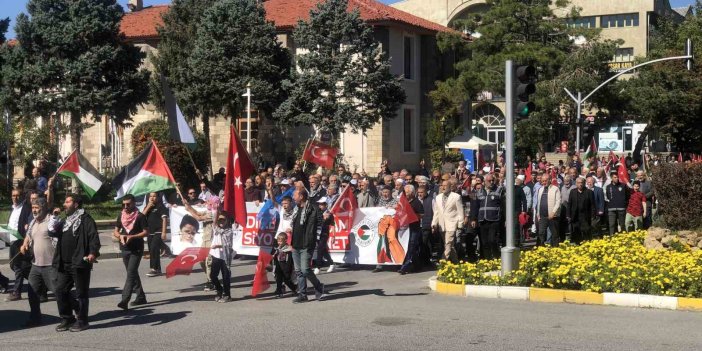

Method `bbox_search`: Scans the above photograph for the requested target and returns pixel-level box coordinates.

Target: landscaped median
[429,230,702,312]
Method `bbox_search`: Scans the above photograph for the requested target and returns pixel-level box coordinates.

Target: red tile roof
[264,0,453,33]
[120,5,169,40]
[120,0,452,40]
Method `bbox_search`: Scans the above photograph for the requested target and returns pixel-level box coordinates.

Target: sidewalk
[0,229,130,264]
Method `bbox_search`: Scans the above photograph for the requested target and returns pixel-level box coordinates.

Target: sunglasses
[188,192,196,195]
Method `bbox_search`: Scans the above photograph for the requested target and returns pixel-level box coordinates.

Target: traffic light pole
[564,38,693,152]
[502,60,519,274]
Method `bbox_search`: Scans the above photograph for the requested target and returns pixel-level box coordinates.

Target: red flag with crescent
[394,192,419,228]
[223,125,254,226]
[166,247,211,278]
[251,249,273,297]
[525,166,533,184]
[330,185,358,231]
[302,140,338,169]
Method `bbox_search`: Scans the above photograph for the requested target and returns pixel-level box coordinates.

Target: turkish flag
[394,192,419,228]
[166,247,211,278]
[302,140,338,169]
[251,249,273,297]
[330,184,358,231]
[617,162,630,185]
[223,125,254,226]
[525,166,533,184]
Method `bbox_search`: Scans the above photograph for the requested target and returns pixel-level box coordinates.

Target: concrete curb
[428,277,702,312]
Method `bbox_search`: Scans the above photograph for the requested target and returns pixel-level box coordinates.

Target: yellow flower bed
[437,230,702,298]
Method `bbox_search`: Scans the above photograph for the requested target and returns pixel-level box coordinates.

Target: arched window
[472,103,505,149]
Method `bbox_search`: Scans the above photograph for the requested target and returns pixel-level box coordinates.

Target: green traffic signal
[514,65,537,120]
[517,101,535,117]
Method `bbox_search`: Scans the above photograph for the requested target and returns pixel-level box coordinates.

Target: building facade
[24,0,454,181]
[392,0,690,154]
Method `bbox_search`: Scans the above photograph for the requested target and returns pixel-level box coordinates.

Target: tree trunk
[201,112,213,178]
[70,111,81,194]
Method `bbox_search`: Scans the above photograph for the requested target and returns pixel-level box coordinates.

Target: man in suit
[432,180,464,263]
[567,177,596,244]
[535,173,561,246]
[586,176,605,238]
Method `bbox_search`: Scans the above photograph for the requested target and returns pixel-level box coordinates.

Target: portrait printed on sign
[170,208,204,255]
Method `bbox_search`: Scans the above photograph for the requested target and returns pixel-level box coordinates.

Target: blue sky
[0,0,696,39]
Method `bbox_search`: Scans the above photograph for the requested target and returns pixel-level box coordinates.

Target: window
[601,13,639,28]
[613,48,634,62]
[404,36,414,80]
[403,109,414,153]
[566,16,596,28]
[237,110,259,152]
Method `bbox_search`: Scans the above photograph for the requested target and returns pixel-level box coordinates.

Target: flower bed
[437,230,702,298]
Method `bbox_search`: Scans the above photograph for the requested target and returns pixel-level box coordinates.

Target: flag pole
[301,138,312,173]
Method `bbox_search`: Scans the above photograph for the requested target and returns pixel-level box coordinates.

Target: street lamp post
[565,38,693,152]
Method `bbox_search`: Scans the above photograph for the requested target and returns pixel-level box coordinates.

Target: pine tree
[273,0,406,135]
[188,0,290,120]
[6,0,149,170]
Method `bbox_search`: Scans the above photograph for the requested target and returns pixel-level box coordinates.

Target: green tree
[130,119,209,191]
[433,0,616,155]
[620,4,702,154]
[273,0,406,135]
[189,0,290,121]
[6,0,149,180]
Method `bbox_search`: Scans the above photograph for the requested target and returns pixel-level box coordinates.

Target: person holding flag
[209,213,234,303]
[397,185,423,275]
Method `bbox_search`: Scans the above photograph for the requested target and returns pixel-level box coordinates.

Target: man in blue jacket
[586,177,605,237]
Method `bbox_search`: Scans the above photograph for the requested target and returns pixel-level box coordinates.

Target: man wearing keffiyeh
[113,194,149,311]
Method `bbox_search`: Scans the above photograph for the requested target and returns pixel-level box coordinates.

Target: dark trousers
[608,210,626,235]
[55,265,90,322]
[314,236,333,267]
[209,256,231,297]
[419,228,433,265]
[27,265,57,322]
[147,234,165,271]
[455,229,478,263]
[291,248,323,296]
[537,217,560,246]
[479,221,500,260]
[9,241,28,297]
[274,263,297,293]
[400,227,421,272]
[559,206,569,242]
[121,250,146,304]
[570,219,592,244]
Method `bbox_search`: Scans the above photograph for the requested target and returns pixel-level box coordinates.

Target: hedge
[652,163,702,230]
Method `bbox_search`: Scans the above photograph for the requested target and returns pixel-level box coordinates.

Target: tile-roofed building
[44,0,457,179]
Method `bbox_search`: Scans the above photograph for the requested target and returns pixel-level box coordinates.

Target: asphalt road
[1,257,701,351]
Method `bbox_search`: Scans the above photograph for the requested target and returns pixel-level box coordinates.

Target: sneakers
[56,318,76,332]
[371,267,382,273]
[5,294,21,302]
[292,295,308,304]
[146,269,162,277]
[313,267,321,275]
[326,265,335,273]
[117,301,129,311]
[0,275,9,294]
[218,296,232,303]
[69,320,89,332]
[130,299,148,307]
[203,282,213,292]
[315,284,326,301]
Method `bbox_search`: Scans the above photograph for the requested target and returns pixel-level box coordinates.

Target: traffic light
[514,65,536,119]
[582,123,594,144]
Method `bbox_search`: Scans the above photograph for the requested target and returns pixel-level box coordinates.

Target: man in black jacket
[567,177,596,244]
[52,194,101,332]
[290,188,326,303]
[605,173,630,235]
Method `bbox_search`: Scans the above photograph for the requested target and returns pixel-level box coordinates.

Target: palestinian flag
[56,150,103,198]
[583,138,598,169]
[161,75,196,149]
[112,140,176,200]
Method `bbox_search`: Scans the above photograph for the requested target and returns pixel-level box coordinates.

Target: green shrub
[652,163,702,230]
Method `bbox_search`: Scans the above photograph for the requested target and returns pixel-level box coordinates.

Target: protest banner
[170,203,409,265]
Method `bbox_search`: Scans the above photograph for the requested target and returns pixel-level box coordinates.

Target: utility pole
[502,60,519,274]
